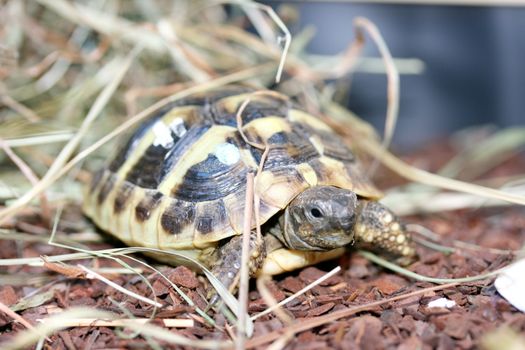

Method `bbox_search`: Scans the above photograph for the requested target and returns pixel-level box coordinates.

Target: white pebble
[427,297,456,309]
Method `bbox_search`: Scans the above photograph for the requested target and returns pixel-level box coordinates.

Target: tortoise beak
[312,231,354,250]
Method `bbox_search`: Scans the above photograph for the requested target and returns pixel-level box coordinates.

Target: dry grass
[1,1,524,348]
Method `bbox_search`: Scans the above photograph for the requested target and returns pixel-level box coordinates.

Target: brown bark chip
[371,275,407,295]
[434,313,471,339]
[305,302,335,317]
[168,266,200,289]
[397,336,423,350]
[343,316,384,350]
[280,276,304,293]
[0,286,18,306]
[298,266,342,286]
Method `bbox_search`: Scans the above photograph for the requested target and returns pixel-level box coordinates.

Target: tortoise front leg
[207,231,266,302]
[354,200,417,265]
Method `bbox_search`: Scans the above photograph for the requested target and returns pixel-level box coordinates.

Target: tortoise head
[281,186,358,251]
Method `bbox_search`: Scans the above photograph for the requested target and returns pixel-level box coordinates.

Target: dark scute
[318,130,355,162]
[108,115,160,172]
[135,191,163,222]
[292,121,355,162]
[97,174,115,205]
[250,130,320,171]
[160,124,212,181]
[266,131,288,144]
[196,217,213,234]
[173,152,249,202]
[196,200,228,235]
[211,96,290,126]
[113,182,134,213]
[322,146,355,163]
[160,200,196,235]
[125,142,177,189]
[120,123,212,190]
[250,146,262,166]
[309,158,331,183]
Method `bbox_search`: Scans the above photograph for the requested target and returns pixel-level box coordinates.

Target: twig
[2,132,74,148]
[234,90,278,244]
[237,173,255,348]
[327,21,366,79]
[408,223,517,255]
[36,317,194,328]
[252,266,341,321]
[235,90,288,150]
[0,138,49,219]
[358,136,525,206]
[0,94,41,122]
[78,265,163,308]
[352,17,399,176]
[237,2,291,82]
[0,301,50,341]
[359,250,498,283]
[255,275,293,324]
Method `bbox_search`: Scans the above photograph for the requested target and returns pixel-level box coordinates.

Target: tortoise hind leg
[207,231,266,303]
[354,200,417,265]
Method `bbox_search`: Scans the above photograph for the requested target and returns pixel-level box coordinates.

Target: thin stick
[235,90,288,150]
[408,223,517,255]
[0,301,49,341]
[237,172,255,348]
[252,266,341,321]
[249,3,291,83]
[255,275,293,324]
[353,17,399,176]
[0,139,49,219]
[0,139,42,190]
[235,97,266,150]
[78,265,163,308]
[36,318,194,328]
[229,1,292,83]
[234,90,278,243]
[328,19,366,79]
[359,250,498,283]
[0,94,41,122]
[359,136,525,206]
[3,132,74,148]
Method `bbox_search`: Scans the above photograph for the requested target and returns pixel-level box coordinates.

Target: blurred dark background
[269,2,525,148]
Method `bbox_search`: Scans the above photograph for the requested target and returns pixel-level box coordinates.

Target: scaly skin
[354,200,416,265]
[208,232,266,303]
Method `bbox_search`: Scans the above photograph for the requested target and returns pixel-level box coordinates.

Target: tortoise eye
[310,207,323,218]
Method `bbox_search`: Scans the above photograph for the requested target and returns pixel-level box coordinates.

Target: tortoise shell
[83,86,382,252]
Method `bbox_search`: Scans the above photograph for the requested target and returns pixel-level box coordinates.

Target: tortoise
[83,86,416,295]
